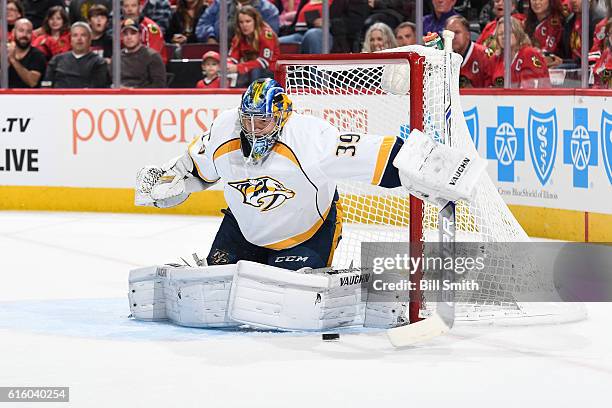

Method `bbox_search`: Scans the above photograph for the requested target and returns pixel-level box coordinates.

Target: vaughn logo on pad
[449,157,471,185]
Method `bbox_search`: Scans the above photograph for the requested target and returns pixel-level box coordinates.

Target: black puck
[322,333,340,341]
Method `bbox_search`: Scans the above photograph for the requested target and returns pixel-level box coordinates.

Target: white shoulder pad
[393,129,487,207]
[228,261,367,331]
[129,264,238,328]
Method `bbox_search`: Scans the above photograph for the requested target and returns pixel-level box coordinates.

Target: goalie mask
[239,78,293,164]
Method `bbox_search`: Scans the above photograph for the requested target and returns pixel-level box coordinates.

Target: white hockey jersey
[187,109,401,249]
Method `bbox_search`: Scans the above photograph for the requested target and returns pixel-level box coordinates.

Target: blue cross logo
[486,106,525,182]
[563,108,598,188]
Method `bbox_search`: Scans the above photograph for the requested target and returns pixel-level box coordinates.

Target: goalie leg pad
[228,261,367,331]
[227,261,408,331]
[129,264,239,328]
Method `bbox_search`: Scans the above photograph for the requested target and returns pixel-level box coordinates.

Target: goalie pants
[207,193,342,270]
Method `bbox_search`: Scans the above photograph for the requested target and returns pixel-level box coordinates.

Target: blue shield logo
[464,107,479,149]
[601,110,612,185]
[528,108,557,186]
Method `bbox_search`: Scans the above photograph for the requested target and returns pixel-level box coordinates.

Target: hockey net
[275,46,586,325]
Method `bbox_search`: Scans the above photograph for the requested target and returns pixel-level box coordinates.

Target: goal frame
[275,52,427,323]
[275,50,587,331]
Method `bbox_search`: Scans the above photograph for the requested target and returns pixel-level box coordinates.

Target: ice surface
[1,211,610,408]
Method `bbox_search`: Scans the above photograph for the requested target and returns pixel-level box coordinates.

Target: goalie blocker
[393,129,487,208]
[129,261,407,331]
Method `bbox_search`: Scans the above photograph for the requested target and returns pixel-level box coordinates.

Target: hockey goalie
[130,78,486,332]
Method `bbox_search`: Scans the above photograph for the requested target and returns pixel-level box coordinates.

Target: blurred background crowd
[1,0,611,89]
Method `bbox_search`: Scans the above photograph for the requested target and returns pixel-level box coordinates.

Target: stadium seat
[279,43,300,54]
[180,43,219,59]
[165,43,180,60]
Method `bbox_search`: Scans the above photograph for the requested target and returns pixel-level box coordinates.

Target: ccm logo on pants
[274,256,309,263]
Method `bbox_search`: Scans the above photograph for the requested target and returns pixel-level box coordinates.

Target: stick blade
[387,314,451,347]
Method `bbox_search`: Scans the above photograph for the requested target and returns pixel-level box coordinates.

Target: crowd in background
[2,0,612,89]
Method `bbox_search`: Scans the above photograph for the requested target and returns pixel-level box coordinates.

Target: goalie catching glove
[393,129,487,207]
[135,135,214,208]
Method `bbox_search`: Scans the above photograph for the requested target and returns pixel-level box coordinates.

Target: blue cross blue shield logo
[486,106,525,182]
[464,107,479,149]
[528,108,557,186]
[601,110,612,185]
[563,108,598,188]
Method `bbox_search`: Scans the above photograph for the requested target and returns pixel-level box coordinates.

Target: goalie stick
[387,31,457,347]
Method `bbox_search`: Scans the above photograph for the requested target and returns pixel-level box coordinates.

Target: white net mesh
[277,46,586,324]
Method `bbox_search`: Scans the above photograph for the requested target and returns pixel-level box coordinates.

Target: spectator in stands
[423,0,458,36]
[273,0,298,29]
[590,0,611,57]
[88,5,113,64]
[364,0,414,32]
[279,0,331,54]
[490,16,551,87]
[123,0,168,63]
[196,0,280,44]
[22,0,63,28]
[593,17,612,87]
[32,6,71,60]
[166,0,207,44]
[197,50,221,88]
[329,0,369,53]
[559,0,606,66]
[446,15,493,87]
[478,0,495,29]
[6,0,25,42]
[477,0,525,52]
[361,22,396,52]
[120,18,167,88]
[141,0,173,34]
[228,5,280,86]
[69,0,112,23]
[8,18,47,88]
[524,0,566,67]
[42,22,110,88]
[395,21,417,46]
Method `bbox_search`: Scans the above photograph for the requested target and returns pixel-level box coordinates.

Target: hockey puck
[322,333,340,341]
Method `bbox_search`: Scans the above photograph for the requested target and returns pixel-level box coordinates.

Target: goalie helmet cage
[275,47,586,326]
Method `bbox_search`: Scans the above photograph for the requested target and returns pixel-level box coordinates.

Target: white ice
[1,211,611,408]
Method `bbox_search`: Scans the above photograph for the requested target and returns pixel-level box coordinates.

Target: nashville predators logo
[228,176,295,211]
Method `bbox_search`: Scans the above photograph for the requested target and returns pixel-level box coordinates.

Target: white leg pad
[228,261,404,331]
[128,264,239,328]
